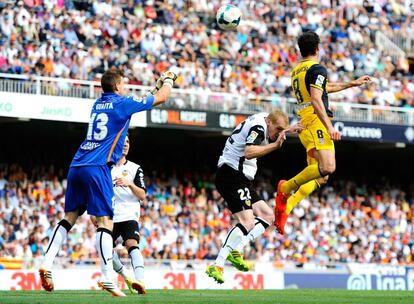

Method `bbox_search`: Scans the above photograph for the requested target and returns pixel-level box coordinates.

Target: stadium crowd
[0,163,413,269]
[0,0,413,108]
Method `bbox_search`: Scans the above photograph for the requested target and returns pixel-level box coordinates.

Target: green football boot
[124,277,138,294]
[205,265,224,284]
[226,250,250,272]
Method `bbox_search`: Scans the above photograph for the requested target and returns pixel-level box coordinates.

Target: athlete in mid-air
[39,68,177,297]
[206,110,302,284]
[274,31,371,234]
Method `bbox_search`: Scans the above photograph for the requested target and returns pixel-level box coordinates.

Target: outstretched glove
[160,71,177,88]
[150,71,177,94]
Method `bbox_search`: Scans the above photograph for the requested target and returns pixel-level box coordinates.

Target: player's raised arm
[285,123,304,134]
[244,131,287,160]
[244,122,302,160]
[151,71,178,107]
[327,75,371,93]
[244,111,290,160]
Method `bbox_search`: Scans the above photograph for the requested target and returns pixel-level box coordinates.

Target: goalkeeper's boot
[205,265,224,284]
[131,280,147,294]
[39,268,54,292]
[274,180,289,235]
[124,277,138,294]
[226,250,250,272]
[97,280,126,297]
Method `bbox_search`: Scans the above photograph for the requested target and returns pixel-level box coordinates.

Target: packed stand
[0,163,413,269]
[0,1,413,109]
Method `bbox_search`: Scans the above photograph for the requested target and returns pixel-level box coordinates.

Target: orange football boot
[39,268,54,292]
[274,180,289,235]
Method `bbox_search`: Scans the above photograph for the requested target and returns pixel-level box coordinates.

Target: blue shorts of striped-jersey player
[65,165,114,217]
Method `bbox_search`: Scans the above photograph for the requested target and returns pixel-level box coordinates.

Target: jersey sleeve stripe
[106,121,129,163]
[310,84,323,90]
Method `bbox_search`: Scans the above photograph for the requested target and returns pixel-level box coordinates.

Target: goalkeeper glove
[150,71,177,94]
[160,71,177,88]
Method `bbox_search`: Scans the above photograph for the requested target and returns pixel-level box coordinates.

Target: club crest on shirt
[122,170,128,177]
[246,131,258,144]
[316,75,325,87]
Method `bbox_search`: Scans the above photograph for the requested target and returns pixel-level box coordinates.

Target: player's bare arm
[327,75,371,93]
[285,123,304,134]
[245,131,287,159]
[114,177,146,201]
[310,87,341,141]
[153,85,172,106]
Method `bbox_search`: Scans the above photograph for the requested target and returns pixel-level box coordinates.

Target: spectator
[0,1,412,107]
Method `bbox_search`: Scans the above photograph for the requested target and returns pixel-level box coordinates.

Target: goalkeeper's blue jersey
[70,92,154,167]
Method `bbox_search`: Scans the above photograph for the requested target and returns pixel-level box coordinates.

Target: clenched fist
[150,71,178,94]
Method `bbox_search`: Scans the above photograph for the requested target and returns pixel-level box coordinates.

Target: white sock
[215,223,248,267]
[235,217,270,252]
[42,219,72,270]
[112,251,128,278]
[96,228,114,280]
[129,246,144,281]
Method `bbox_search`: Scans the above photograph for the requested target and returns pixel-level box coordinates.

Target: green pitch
[0,289,413,304]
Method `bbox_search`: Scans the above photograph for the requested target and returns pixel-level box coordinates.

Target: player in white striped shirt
[110,135,147,294]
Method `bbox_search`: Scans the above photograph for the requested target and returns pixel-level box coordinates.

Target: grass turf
[1,289,413,304]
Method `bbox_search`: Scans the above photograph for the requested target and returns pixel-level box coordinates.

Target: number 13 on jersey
[87,113,109,140]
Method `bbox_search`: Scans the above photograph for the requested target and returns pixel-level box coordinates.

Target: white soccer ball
[216,4,242,31]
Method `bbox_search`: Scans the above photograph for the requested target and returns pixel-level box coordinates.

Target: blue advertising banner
[288,117,414,145]
[284,268,414,290]
[284,273,349,289]
[332,121,414,144]
[147,109,414,144]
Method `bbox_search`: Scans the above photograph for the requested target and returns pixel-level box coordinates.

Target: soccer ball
[216,4,242,31]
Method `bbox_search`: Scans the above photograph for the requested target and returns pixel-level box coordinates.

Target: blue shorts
[65,165,114,217]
